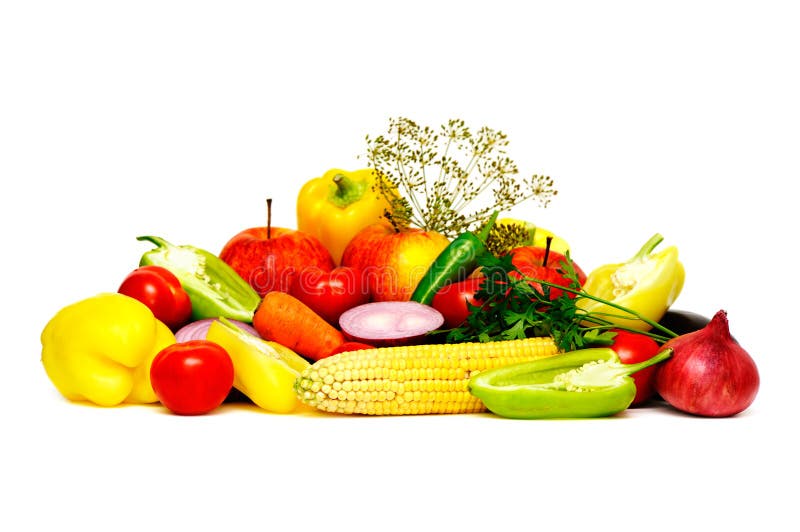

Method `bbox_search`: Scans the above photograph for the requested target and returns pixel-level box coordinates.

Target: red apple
[509,245,586,300]
[289,266,369,326]
[341,224,450,302]
[220,226,335,297]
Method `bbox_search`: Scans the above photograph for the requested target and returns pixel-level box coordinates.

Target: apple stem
[266,198,272,239]
[542,235,553,267]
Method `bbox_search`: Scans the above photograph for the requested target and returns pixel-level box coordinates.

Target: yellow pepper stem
[632,233,664,261]
[328,173,368,208]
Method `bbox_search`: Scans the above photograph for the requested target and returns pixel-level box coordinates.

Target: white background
[2,1,798,530]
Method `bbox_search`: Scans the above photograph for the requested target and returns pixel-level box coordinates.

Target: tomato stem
[542,235,553,267]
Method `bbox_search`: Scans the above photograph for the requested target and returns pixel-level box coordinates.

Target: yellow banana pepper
[297,168,393,265]
[205,318,310,413]
[578,234,685,331]
[41,293,176,406]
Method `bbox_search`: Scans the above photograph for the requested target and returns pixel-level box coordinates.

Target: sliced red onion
[174,318,258,343]
[338,301,444,347]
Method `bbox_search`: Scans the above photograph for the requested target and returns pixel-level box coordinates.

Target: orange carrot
[253,291,345,361]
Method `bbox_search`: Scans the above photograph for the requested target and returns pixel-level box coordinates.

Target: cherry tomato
[118,265,192,330]
[289,266,368,326]
[150,340,234,415]
[431,277,484,329]
[608,330,661,406]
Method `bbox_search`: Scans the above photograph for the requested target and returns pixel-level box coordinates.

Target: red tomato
[289,266,369,326]
[608,330,661,406]
[150,340,234,415]
[509,246,587,300]
[431,277,484,329]
[118,265,192,330]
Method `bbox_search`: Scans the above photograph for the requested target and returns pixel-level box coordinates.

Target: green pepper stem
[475,210,499,242]
[620,348,672,375]
[631,233,664,261]
[136,235,172,249]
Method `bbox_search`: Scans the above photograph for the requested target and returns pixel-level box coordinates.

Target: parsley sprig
[444,253,677,351]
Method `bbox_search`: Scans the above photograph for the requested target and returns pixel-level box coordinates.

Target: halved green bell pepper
[137,235,261,323]
[468,347,672,419]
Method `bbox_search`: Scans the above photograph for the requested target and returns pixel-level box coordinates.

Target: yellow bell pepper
[578,234,685,331]
[297,168,393,265]
[41,293,176,406]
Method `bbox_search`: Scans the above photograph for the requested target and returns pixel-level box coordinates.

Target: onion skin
[655,310,759,417]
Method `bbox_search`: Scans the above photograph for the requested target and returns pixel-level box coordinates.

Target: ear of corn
[294,337,559,415]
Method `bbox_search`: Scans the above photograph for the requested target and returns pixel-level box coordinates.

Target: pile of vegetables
[40,117,760,420]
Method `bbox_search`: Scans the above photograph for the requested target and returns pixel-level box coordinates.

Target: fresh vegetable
[431,276,484,329]
[219,198,335,296]
[338,301,445,347]
[446,253,677,350]
[206,318,310,413]
[41,293,176,406]
[577,233,685,331]
[608,330,661,405]
[658,309,711,336]
[296,168,395,265]
[409,211,498,305]
[655,310,759,417]
[137,235,261,323]
[253,291,345,361]
[367,117,556,237]
[150,340,234,415]
[289,266,369,326]
[469,347,672,419]
[484,218,570,257]
[508,243,587,300]
[174,318,258,343]
[295,336,559,415]
[118,265,192,330]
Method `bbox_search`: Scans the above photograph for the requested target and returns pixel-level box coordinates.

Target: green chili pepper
[468,347,672,419]
[137,235,261,323]
[410,211,499,305]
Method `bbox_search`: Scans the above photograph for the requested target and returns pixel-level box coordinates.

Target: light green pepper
[469,347,672,419]
[137,236,261,323]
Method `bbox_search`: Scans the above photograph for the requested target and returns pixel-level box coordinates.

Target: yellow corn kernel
[294,337,559,415]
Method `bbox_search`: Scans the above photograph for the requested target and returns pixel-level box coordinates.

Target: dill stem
[393,128,427,229]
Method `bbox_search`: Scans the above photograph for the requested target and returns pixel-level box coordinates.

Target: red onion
[655,310,759,417]
[338,301,444,347]
[175,318,258,343]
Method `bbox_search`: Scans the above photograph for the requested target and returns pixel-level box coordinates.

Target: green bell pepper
[137,235,261,323]
[468,347,672,419]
